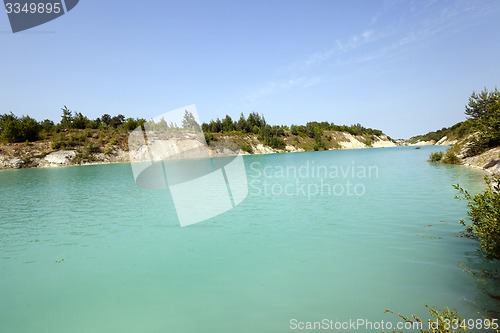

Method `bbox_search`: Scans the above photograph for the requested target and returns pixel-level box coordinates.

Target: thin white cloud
[306,0,500,70]
[246,76,323,102]
[305,49,336,67]
[337,29,374,51]
[302,76,323,88]
[303,29,376,68]
[242,0,500,104]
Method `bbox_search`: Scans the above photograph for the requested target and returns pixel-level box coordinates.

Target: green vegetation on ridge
[0,107,389,155]
[425,88,500,164]
[202,112,388,151]
[410,120,475,144]
[413,88,500,157]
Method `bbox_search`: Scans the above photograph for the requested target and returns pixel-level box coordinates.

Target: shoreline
[2,139,497,175]
[0,133,398,171]
[0,145,396,171]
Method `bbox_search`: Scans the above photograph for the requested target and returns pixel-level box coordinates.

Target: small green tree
[182,110,200,131]
[123,118,139,131]
[236,113,249,132]
[101,114,112,127]
[0,113,23,142]
[247,112,265,130]
[20,115,42,142]
[40,119,55,132]
[0,113,41,142]
[313,126,325,150]
[465,88,500,154]
[259,124,285,149]
[305,122,320,138]
[60,105,73,129]
[72,112,89,129]
[454,175,500,259]
[221,115,235,132]
[110,114,125,128]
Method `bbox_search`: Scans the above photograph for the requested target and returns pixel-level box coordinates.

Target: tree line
[1,106,385,148]
[201,112,385,150]
[201,112,383,136]
[0,106,146,143]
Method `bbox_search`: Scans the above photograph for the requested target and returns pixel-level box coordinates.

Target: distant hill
[407,120,475,145]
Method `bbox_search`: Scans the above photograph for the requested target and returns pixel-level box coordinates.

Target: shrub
[428,151,444,162]
[259,124,286,149]
[239,142,253,154]
[85,142,100,154]
[442,149,461,164]
[104,146,113,154]
[454,175,500,259]
[123,118,139,131]
[204,132,213,144]
[0,113,41,143]
[313,140,326,151]
[51,133,69,150]
[384,305,469,333]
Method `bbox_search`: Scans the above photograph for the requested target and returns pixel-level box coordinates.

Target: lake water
[0,146,498,333]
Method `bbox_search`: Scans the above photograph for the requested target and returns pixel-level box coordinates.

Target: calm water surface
[0,146,498,333]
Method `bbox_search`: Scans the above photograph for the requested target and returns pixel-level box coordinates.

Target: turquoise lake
[0,146,498,333]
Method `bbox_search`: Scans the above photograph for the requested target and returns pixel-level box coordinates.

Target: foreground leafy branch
[454,175,500,260]
[384,305,468,333]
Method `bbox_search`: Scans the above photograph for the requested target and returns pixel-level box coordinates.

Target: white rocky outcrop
[462,147,500,175]
[435,136,458,146]
[338,133,366,149]
[338,133,396,149]
[410,140,435,146]
[285,145,305,153]
[43,150,77,165]
[371,135,397,148]
[0,154,24,169]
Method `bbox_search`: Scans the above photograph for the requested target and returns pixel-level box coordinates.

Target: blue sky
[1,0,499,138]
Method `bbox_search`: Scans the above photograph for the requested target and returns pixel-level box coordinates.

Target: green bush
[428,151,444,162]
[0,113,42,143]
[442,149,461,164]
[239,142,254,154]
[384,305,470,333]
[85,142,100,154]
[204,132,213,144]
[259,124,286,149]
[51,133,66,150]
[454,175,500,259]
